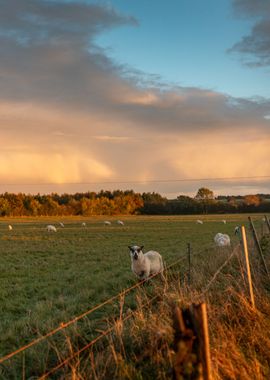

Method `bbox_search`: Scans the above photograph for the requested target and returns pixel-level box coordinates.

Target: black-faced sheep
[234,226,241,235]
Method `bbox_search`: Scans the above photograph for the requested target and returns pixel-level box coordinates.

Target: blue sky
[0,0,269,197]
[95,0,269,98]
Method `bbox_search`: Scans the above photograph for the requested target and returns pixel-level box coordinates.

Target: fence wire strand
[0,254,187,365]
[0,240,241,378]
[200,243,240,296]
[38,294,160,380]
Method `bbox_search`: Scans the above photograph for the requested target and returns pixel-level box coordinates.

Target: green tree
[194,187,215,214]
[195,187,214,200]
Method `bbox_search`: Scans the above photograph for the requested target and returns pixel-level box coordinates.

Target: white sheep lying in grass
[59,222,64,228]
[82,222,86,227]
[8,224,13,231]
[196,219,203,224]
[46,225,57,232]
[222,219,226,224]
[128,245,164,280]
[117,220,124,226]
[214,233,230,247]
[104,221,111,226]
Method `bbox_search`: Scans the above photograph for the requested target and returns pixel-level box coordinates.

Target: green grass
[0,214,268,378]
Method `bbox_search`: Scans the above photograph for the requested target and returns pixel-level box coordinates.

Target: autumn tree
[244,195,261,207]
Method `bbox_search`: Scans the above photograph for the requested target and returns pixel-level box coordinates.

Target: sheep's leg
[138,270,149,280]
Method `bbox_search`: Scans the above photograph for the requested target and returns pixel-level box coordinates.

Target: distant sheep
[214,233,230,247]
[104,221,111,226]
[8,225,12,231]
[196,220,203,224]
[59,222,64,228]
[82,222,86,227]
[128,245,164,280]
[234,226,241,236]
[117,220,124,226]
[222,220,226,224]
[46,225,57,232]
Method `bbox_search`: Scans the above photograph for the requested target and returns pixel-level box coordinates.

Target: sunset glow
[0,0,269,197]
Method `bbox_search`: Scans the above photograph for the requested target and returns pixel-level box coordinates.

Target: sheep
[8,224,12,231]
[196,219,203,224]
[128,245,164,280]
[82,222,86,227]
[104,221,111,226]
[46,225,57,232]
[214,233,231,247]
[59,222,65,228]
[234,226,241,236]
[117,220,124,226]
[222,220,226,224]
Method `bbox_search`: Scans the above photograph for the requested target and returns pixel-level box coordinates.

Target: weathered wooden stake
[187,243,191,285]
[265,215,270,233]
[191,303,212,380]
[173,303,212,380]
[248,216,270,278]
[172,306,201,380]
[241,226,255,308]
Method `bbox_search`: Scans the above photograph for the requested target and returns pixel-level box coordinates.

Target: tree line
[0,188,270,217]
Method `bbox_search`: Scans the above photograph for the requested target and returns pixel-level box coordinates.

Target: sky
[0,0,270,198]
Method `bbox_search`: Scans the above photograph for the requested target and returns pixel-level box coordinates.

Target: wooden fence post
[265,215,270,233]
[172,303,212,380]
[241,226,255,308]
[190,303,212,380]
[248,216,270,278]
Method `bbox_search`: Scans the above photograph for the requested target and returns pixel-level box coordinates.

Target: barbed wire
[38,293,160,379]
[0,254,187,366]
[0,240,242,379]
[38,243,243,379]
[200,244,241,296]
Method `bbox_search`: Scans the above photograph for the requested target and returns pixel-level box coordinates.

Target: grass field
[0,214,268,378]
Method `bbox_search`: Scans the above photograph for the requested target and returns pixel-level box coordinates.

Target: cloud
[0,0,138,108]
[229,0,270,67]
[0,1,270,196]
[0,149,114,184]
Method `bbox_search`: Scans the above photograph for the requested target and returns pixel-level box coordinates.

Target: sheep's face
[128,245,144,260]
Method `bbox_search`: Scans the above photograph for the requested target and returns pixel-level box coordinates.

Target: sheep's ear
[140,245,144,251]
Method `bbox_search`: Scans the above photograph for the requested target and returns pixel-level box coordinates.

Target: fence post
[265,215,270,233]
[241,226,255,308]
[172,303,212,380]
[187,243,191,285]
[248,216,270,278]
[190,303,212,380]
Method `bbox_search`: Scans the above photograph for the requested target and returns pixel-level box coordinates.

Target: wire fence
[0,217,269,379]
[0,254,187,367]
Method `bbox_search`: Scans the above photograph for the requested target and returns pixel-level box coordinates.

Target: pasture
[0,214,267,378]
